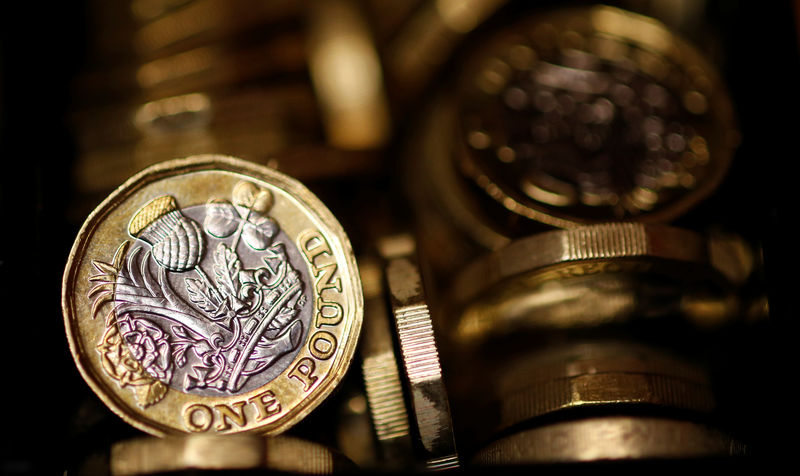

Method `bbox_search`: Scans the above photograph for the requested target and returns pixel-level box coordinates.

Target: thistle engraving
[89,182,312,406]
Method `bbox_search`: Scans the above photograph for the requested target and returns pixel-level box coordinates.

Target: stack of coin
[58,0,766,471]
[70,0,391,215]
[459,341,745,463]
[358,236,460,471]
[398,3,755,465]
[406,5,740,277]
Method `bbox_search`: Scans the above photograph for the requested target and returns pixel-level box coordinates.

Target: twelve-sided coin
[62,155,363,435]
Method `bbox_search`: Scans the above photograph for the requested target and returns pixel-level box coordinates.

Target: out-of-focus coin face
[62,155,362,436]
[456,5,738,227]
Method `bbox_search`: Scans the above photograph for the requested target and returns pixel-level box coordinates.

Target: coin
[62,155,363,435]
[472,416,746,463]
[111,434,356,475]
[455,5,739,228]
[444,223,750,345]
[382,236,460,470]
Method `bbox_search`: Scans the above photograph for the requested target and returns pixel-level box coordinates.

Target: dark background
[2,1,798,473]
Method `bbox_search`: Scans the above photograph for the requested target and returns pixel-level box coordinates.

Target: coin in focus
[62,155,363,435]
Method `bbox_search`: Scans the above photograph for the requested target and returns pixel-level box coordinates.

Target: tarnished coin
[62,155,363,435]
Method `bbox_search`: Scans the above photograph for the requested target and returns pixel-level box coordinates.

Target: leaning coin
[455,5,739,229]
[382,235,460,470]
[62,155,363,435]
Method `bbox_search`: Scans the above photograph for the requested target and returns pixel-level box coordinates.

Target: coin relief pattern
[89,181,313,407]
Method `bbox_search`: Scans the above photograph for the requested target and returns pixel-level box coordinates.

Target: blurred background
[1,0,798,473]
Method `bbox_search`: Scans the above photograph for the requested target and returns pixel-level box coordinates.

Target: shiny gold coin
[408,5,740,246]
[62,155,363,436]
[455,341,715,442]
[445,223,750,345]
[358,255,414,468]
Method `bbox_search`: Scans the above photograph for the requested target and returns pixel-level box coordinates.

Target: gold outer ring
[110,434,355,475]
[62,155,363,436]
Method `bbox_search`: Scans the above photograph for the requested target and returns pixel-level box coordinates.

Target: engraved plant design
[89,182,307,407]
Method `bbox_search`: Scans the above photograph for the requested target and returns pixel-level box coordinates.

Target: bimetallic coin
[62,155,363,435]
[454,5,739,230]
[445,223,751,345]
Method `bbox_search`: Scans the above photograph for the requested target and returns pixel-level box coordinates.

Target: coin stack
[64,1,398,473]
[69,0,393,220]
[402,4,758,465]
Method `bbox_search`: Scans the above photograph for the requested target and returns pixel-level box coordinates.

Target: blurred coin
[111,434,356,475]
[358,255,414,467]
[74,30,307,105]
[307,0,391,149]
[133,0,303,58]
[455,5,739,228]
[383,236,460,470]
[472,416,746,463]
[62,155,363,435]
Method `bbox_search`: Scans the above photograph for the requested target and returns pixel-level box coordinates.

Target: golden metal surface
[473,416,746,463]
[384,0,508,106]
[111,434,355,475]
[454,341,714,441]
[44,0,770,471]
[444,223,751,345]
[383,239,460,470]
[406,5,740,251]
[62,155,363,435]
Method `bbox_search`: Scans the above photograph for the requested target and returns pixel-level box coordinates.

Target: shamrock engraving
[204,181,278,251]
